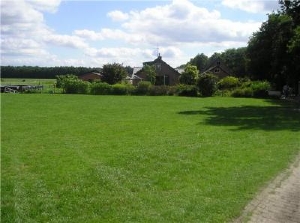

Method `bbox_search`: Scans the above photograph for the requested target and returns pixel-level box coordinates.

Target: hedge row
[60,75,272,98]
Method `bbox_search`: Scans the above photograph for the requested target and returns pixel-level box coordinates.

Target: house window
[214,69,220,73]
[155,75,169,85]
[217,61,220,65]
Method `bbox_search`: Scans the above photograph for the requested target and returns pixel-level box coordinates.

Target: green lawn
[1,94,299,222]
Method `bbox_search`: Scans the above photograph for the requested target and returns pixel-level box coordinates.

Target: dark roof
[202,58,232,75]
[79,72,102,77]
[141,55,180,76]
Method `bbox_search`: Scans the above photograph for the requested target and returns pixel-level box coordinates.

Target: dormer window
[217,61,220,65]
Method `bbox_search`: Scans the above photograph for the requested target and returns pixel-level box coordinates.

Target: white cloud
[221,0,279,13]
[117,0,261,46]
[26,0,62,13]
[0,0,89,64]
[107,10,129,21]
[72,0,259,51]
[73,29,104,41]
[44,34,89,49]
[1,0,273,67]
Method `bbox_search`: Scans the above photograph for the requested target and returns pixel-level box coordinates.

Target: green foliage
[220,48,248,77]
[134,81,152,95]
[111,84,134,95]
[179,64,199,85]
[149,85,170,96]
[288,26,300,52]
[90,82,112,95]
[176,84,198,97]
[231,88,254,98]
[247,3,300,93]
[218,76,240,90]
[56,74,78,89]
[188,53,208,72]
[143,64,157,84]
[64,78,90,94]
[250,81,271,98]
[196,73,218,97]
[232,80,271,98]
[101,63,128,85]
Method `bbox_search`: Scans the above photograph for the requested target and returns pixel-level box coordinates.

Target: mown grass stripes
[1,94,299,222]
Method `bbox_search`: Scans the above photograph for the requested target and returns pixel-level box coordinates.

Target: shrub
[251,81,271,98]
[196,73,218,97]
[56,74,79,90]
[64,79,90,94]
[231,88,253,98]
[90,82,112,95]
[134,81,152,95]
[218,76,239,90]
[149,85,170,96]
[215,89,232,97]
[176,84,198,97]
[167,86,177,96]
[112,84,129,95]
[124,84,136,95]
[179,64,199,85]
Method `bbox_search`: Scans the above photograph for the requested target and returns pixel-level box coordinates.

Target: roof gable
[141,55,180,76]
[202,58,232,76]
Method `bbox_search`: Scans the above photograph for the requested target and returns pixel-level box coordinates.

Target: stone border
[233,154,300,223]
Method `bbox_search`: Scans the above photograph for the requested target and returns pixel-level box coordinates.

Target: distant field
[1,95,299,222]
[1,78,57,93]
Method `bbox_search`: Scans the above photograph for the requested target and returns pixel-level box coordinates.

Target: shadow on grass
[178,100,300,131]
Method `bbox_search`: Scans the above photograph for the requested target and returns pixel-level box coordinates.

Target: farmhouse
[130,55,181,86]
[202,58,232,78]
[79,72,102,82]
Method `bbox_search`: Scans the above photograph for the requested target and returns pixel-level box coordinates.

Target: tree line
[0,66,134,80]
[186,0,300,93]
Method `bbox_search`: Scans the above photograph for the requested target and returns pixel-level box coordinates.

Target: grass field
[1,78,57,93]
[1,94,299,222]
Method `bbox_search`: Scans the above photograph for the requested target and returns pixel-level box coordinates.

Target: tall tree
[221,48,248,77]
[101,63,127,85]
[189,53,208,72]
[247,12,295,89]
[179,64,199,85]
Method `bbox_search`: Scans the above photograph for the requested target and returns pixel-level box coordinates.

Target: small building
[79,72,102,82]
[202,58,232,79]
[132,55,181,86]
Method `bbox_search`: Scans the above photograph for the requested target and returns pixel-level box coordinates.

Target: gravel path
[234,154,300,223]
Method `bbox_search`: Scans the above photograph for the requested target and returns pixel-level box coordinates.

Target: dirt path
[234,154,300,223]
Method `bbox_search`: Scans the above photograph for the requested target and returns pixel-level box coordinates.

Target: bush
[148,85,169,96]
[215,89,232,97]
[64,79,90,94]
[112,84,130,95]
[236,80,270,98]
[90,82,112,95]
[231,88,253,98]
[218,76,239,90]
[251,81,271,98]
[197,73,218,97]
[56,74,78,89]
[134,81,152,95]
[176,84,198,97]
[167,86,177,96]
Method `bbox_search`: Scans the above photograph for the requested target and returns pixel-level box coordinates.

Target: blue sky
[1,0,280,68]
